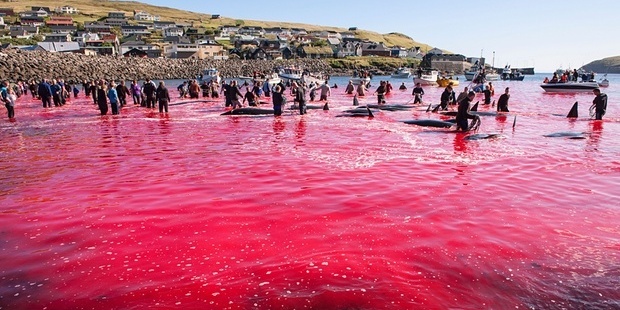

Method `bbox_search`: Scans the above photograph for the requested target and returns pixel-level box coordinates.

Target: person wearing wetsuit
[412,83,424,104]
[497,87,510,112]
[272,85,284,116]
[483,84,492,105]
[456,91,477,131]
[592,88,607,120]
[439,85,454,110]
[243,88,257,107]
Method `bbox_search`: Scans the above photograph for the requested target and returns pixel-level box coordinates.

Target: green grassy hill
[581,56,620,73]
[4,0,437,50]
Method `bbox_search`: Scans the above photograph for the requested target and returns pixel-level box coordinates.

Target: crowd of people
[1,75,609,130]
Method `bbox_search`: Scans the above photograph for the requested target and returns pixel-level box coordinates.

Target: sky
[140,0,620,73]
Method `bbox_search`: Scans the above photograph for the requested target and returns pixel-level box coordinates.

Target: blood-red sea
[1,76,619,309]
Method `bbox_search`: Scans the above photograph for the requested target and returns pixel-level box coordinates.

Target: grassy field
[5,0,437,50]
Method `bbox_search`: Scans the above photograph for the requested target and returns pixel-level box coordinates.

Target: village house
[361,42,390,57]
[85,22,112,35]
[46,16,73,27]
[54,6,79,14]
[36,41,80,53]
[121,25,150,36]
[108,12,126,19]
[75,32,101,46]
[43,33,72,43]
[429,53,468,72]
[19,16,45,27]
[334,41,362,58]
[20,9,49,18]
[9,25,38,38]
[340,32,355,39]
[105,18,129,27]
[237,26,264,37]
[120,40,161,58]
[31,7,52,14]
[153,21,175,30]
[290,28,307,36]
[407,47,423,60]
[263,27,291,38]
[134,11,160,21]
[163,26,183,37]
[0,8,15,16]
[298,45,334,59]
[390,46,408,58]
[49,25,77,34]
[217,25,239,38]
[164,40,225,59]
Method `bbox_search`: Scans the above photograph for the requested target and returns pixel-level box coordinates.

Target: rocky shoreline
[0,49,351,83]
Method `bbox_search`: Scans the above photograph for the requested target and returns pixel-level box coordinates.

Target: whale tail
[471,101,479,111]
[431,104,440,113]
[426,103,432,112]
[567,102,578,118]
[367,107,374,118]
[513,115,517,128]
[323,102,329,110]
[353,95,359,106]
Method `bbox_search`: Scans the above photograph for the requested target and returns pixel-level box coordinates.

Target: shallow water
[1,75,619,309]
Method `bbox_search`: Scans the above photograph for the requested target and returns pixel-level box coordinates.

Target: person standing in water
[497,87,510,112]
[96,80,108,115]
[1,81,15,119]
[591,88,607,120]
[107,81,120,115]
[272,85,284,116]
[456,91,478,131]
[412,82,424,104]
[156,81,170,113]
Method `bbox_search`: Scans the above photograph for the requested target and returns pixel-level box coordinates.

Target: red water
[1,77,620,309]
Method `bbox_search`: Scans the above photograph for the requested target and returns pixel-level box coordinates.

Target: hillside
[581,56,620,73]
[3,0,437,50]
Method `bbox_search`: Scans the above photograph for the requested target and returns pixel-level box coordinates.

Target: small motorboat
[199,68,221,84]
[598,74,609,87]
[540,81,599,93]
[414,69,439,86]
[437,77,459,87]
[391,67,411,79]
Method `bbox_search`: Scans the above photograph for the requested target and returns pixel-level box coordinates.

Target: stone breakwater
[0,49,333,82]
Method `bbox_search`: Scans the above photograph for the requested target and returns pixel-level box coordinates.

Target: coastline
[0,50,340,82]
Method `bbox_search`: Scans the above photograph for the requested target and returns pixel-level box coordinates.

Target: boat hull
[540,82,599,93]
[351,77,370,86]
[391,73,411,79]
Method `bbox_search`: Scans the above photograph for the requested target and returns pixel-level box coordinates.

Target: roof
[302,46,333,55]
[37,42,80,52]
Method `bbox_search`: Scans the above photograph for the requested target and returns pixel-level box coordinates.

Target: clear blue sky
[140,0,620,72]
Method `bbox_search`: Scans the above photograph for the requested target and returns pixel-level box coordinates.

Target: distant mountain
[581,56,620,73]
[4,0,438,51]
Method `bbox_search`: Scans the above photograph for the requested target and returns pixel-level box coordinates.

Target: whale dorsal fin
[567,102,578,118]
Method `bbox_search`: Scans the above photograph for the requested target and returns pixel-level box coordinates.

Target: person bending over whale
[456,91,479,131]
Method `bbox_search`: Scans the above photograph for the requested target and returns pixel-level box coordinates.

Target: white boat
[414,70,439,86]
[350,76,370,86]
[301,72,328,86]
[465,68,499,81]
[278,67,303,82]
[540,81,599,93]
[598,74,609,88]
[391,67,411,79]
[199,68,221,84]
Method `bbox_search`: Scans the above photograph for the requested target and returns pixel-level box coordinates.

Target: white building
[55,6,79,14]
[134,11,160,21]
[163,26,183,37]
